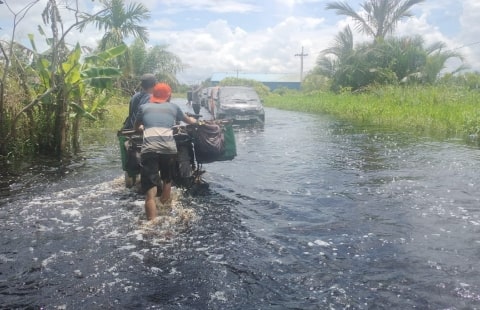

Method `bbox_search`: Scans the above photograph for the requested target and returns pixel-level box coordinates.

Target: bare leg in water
[145,186,157,220]
[160,181,172,205]
[145,181,172,221]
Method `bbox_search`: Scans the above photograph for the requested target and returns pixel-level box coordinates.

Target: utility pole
[295,46,308,82]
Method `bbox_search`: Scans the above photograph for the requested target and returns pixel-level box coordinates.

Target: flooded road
[1,100,480,309]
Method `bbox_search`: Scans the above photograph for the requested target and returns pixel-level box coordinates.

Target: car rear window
[219,88,259,101]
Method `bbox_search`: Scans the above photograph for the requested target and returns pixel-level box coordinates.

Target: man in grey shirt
[135,83,197,221]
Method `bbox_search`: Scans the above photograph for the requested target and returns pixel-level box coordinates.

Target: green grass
[79,97,129,148]
[97,85,480,140]
[265,85,480,139]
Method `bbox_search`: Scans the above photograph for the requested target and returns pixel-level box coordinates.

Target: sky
[1,0,479,84]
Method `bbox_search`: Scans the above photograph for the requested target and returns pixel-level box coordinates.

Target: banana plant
[69,43,127,118]
[9,33,126,154]
[64,43,126,152]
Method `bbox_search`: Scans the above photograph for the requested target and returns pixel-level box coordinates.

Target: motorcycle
[117,113,236,195]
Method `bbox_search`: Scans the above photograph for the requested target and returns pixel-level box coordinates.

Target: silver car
[213,86,265,123]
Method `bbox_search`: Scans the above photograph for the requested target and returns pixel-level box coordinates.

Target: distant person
[134,82,197,221]
[191,85,202,115]
[122,73,156,130]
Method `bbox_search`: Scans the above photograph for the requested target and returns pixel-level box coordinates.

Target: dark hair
[140,73,156,89]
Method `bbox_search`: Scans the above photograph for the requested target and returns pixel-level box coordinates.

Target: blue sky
[1,0,479,84]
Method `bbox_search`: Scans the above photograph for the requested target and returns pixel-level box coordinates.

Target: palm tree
[316,26,358,89]
[79,0,150,75]
[376,37,464,84]
[376,36,427,82]
[86,0,149,50]
[322,25,354,60]
[317,26,354,77]
[329,42,391,91]
[422,41,464,84]
[129,39,186,90]
[143,45,185,88]
[325,0,425,42]
[130,38,148,77]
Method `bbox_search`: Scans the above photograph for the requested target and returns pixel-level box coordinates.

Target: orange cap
[150,83,172,103]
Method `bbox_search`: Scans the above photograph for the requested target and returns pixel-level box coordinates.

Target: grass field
[264,85,480,139]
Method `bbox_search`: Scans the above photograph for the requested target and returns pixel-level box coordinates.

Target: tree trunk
[72,112,81,154]
[53,77,68,157]
[0,83,6,156]
[0,43,9,156]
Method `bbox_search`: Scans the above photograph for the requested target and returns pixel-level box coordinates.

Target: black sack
[194,122,225,163]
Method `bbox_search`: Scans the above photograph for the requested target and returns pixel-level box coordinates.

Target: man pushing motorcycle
[134,82,197,221]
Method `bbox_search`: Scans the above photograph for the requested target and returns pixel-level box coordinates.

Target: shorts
[140,152,177,192]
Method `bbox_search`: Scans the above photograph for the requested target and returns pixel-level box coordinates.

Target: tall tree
[325,0,425,42]
[80,0,150,75]
[87,0,149,50]
[130,38,148,77]
[143,45,185,88]
[129,39,186,90]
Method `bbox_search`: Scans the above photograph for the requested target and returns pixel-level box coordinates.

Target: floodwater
[1,99,480,309]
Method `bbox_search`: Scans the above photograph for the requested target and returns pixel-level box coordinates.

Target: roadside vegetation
[265,82,480,139]
[1,0,480,162]
[0,0,184,160]
[265,0,480,141]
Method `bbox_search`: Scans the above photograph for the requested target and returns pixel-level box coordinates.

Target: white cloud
[151,18,177,30]
[276,0,325,7]
[155,14,331,83]
[0,0,102,51]
[0,1,46,43]
[458,0,480,71]
[133,0,260,14]
[2,0,480,84]
[190,33,218,51]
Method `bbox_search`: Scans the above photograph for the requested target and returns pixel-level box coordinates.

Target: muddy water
[1,101,480,309]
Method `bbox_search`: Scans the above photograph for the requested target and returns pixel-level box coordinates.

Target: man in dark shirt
[135,83,197,221]
[123,73,156,130]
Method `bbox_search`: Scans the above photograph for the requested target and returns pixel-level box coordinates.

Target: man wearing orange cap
[134,82,197,221]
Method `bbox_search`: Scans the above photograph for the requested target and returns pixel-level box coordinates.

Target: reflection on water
[1,106,480,309]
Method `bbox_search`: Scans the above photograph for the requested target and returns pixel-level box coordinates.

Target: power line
[451,41,480,51]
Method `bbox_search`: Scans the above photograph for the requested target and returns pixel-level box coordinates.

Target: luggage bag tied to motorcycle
[191,121,237,164]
